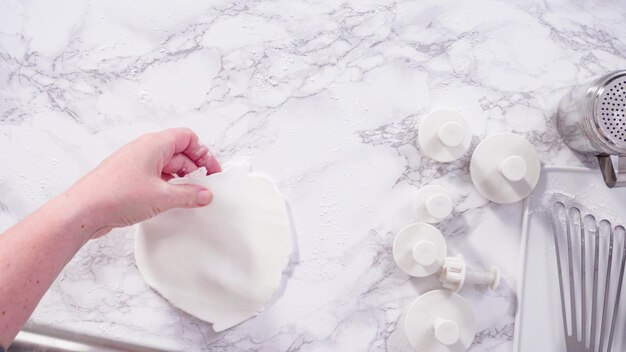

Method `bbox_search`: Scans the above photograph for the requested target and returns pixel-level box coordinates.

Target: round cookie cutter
[415,185,453,223]
[470,133,541,204]
[393,223,447,277]
[418,110,473,163]
[403,290,476,352]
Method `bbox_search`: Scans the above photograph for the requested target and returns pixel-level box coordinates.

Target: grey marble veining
[1,0,626,351]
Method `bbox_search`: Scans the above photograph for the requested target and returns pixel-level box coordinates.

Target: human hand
[67,128,221,239]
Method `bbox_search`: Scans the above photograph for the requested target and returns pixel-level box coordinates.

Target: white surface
[470,133,541,204]
[418,110,472,163]
[514,166,626,352]
[2,0,625,350]
[416,185,454,223]
[135,166,292,332]
[403,290,476,352]
[393,223,447,278]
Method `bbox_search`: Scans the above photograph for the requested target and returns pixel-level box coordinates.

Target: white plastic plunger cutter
[438,122,465,147]
[440,255,501,292]
[393,223,447,277]
[433,318,460,346]
[470,133,541,204]
[415,185,454,223]
[403,290,476,352]
[413,241,438,266]
[418,110,473,163]
[499,155,528,182]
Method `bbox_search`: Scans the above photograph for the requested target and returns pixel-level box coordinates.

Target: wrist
[46,189,106,245]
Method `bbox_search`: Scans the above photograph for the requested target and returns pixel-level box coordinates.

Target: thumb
[161,183,213,209]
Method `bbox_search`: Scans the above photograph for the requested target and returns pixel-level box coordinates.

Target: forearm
[0,128,219,349]
[0,191,99,347]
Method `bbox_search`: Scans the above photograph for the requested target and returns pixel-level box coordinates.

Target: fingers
[163,154,199,177]
[157,128,222,175]
[195,150,222,175]
[160,183,214,209]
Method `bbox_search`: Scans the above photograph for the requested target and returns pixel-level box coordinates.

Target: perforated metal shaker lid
[593,71,626,152]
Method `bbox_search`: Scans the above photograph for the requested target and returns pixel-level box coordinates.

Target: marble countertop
[1,0,626,351]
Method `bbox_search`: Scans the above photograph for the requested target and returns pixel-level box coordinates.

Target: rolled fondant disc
[135,165,292,331]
